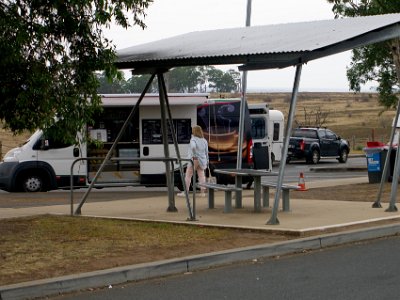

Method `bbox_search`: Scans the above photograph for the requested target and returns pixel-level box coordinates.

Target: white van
[0,94,256,192]
[249,103,284,167]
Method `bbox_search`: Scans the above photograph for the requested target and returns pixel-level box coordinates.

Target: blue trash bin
[364,146,388,183]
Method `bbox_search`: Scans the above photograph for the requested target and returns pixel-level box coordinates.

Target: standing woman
[178,125,209,197]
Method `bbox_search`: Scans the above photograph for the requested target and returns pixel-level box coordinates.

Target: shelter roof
[115,13,400,72]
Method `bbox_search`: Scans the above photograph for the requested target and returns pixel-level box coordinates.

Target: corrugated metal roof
[116,13,400,72]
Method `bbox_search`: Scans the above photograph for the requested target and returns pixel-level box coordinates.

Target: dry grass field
[0,127,30,160]
[0,92,396,158]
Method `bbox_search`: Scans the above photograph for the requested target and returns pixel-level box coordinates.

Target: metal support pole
[387,125,400,212]
[386,39,400,211]
[159,75,195,220]
[267,64,302,225]
[235,0,252,207]
[235,70,247,208]
[157,73,176,213]
[74,73,156,215]
[373,98,400,208]
[192,160,197,220]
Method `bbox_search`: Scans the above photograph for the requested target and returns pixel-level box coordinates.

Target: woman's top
[188,135,209,169]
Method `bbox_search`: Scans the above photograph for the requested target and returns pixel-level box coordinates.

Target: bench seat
[261,182,299,212]
[197,182,242,213]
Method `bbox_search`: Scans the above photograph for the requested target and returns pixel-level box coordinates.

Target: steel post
[267,64,302,225]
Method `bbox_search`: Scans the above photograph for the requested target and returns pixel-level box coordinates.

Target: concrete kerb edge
[2,223,400,300]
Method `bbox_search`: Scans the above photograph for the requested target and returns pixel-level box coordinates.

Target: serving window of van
[142,119,191,144]
[90,107,140,143]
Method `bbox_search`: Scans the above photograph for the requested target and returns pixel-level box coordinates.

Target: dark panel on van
[197,100,253,184]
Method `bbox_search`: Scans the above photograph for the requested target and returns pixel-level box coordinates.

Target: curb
[310,166,367,172]
[1,223,400,300]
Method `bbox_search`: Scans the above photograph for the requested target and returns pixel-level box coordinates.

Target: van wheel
[22,174,43,192]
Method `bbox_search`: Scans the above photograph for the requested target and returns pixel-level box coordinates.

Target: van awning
[116,13,400,72]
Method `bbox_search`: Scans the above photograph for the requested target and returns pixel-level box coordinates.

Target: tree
[327,0,400,109]
[208,67,240,92]
[208,68,239,93]
[96,72,126,94]
[0,0,152,142]
[224,69,241,92]
[166,67,201,93]
[96,65,241,95]
[123,74,158,93]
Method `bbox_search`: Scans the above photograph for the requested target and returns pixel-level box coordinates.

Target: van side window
[251,118,266,139]
[142,119,191,144]
[273,123,280,141]
[92,107,139,143]
[46,137,73,149]
[32,136,72,150]
[32,129,74,150]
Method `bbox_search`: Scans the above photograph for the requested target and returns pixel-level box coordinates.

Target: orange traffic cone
[297,172,307,191]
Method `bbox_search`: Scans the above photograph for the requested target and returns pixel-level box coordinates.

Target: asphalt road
[280,155,366,183]
[54,235,399,300]
[0,156,367,208]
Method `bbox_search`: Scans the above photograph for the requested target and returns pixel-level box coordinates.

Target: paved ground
[2,176,399,235]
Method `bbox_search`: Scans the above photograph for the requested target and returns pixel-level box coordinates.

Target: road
[0,156,367,208]
[54,235,399,300]
[278,155,366,183]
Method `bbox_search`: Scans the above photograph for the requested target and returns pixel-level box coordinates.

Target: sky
[104,0,375,92]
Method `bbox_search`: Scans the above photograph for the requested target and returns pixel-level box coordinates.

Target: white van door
[250,115,272,170]
[35,133,86,179]
[269,110,285,163]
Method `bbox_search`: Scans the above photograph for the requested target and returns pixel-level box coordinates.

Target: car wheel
[339,148,349,163]
[307,150,320,164]
[22,174,43,192]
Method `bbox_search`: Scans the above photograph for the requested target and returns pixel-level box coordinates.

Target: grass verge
[0,215,292,286]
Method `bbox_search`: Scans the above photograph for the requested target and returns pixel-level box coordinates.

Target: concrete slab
[2,176,399,236]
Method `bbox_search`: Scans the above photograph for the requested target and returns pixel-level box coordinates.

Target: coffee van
[0,94,256,192]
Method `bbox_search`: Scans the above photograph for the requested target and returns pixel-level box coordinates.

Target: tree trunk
[391,38,400,82]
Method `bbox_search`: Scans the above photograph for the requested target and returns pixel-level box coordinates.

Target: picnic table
[213,168,277,212]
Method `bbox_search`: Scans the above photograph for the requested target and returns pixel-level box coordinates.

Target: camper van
[249,103,284,167]
[0,94,255,192]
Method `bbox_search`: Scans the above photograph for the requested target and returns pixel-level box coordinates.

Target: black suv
[287,127,350,164]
